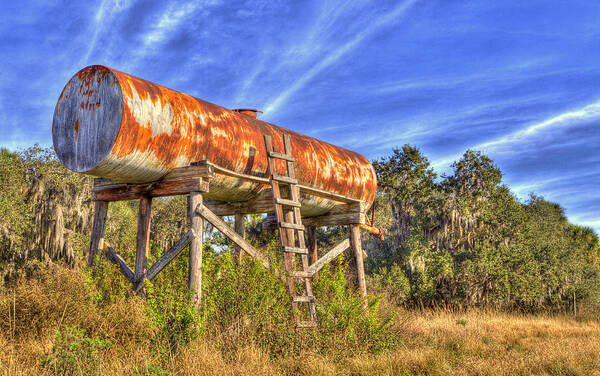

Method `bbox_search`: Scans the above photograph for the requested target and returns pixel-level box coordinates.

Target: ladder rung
[290,271,311,278]
[293,295,315,303]
[283,246,308,254]
[275,198,301,207]
[271,174,298,185]
[268,151,294,162]
[296,321,318,328]
[279,222,305,230]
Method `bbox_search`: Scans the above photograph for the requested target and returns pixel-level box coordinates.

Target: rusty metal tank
[52,65,377,216]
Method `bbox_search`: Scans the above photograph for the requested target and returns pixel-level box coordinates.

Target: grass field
[3,308,599,375]
[1,265,599,375]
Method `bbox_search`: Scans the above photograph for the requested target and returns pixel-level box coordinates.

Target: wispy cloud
[373,63,589,95]
[233,1,368,107]
[509,171,600,197]
[262,0,416,116]
[78,0,133,66]
[140,2,196,53]
[477,99,600,150]
[431,99,600,170]
[122,1,207,71]
[234,50,270,105]
[278,1,366,68]
[318,122,435,158]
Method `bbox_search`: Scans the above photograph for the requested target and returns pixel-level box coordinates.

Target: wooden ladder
[264,133,317,328]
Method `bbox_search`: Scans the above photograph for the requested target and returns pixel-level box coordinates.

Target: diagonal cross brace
[105,245,135,283]
[307,238,350,276]
[133,230,196,292]
[195,203,271,269]
[104,230,196,291]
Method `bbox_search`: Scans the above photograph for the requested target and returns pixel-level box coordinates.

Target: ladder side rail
[283,135,317,321]
[264,134,297,315]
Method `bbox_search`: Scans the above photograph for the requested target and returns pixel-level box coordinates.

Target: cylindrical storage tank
[52,65,377,216]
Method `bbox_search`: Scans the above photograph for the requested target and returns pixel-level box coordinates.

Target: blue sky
[0,0,598,232]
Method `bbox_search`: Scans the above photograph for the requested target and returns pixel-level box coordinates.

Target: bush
[201,248,297,357]
[368,263,411,305]
[43,326,112,375]
[314,259,399,355]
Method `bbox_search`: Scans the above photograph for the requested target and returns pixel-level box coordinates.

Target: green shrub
[43,326,112,375]
[201,248,296,357]
[314,259,399,355]
[369,263,411,305]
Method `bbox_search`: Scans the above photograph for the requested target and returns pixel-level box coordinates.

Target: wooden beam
[188,192,203,310]
[93,177,209,202]
[133,229,196,292]
[150,229,195,281]
[307,238,350,276]
[303,202,367,227]
[134,196,152,297]
[88,201,108,267]
[301,183,359,205]
[93,159,361,206]
[105,245,135,283]
[203,190,276,216]
[196,204,271,269]
[234,213,245,261]
[349,224,367,310]
[161,163,215,180]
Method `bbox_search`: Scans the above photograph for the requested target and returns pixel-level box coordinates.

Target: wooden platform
[91,160,368,228]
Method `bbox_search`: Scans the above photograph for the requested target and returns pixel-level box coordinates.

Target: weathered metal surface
[52,65,377,216]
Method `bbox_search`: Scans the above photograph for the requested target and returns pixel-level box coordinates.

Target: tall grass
[2,261,599,375]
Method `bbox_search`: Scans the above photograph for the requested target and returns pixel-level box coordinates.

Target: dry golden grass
[342,310,600,376]
[3,309,599,375]
[1,265,599,375]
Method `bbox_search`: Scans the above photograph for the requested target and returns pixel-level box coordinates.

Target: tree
[0,149,30,264]
[373,145,437,248]
[436,150,503,250]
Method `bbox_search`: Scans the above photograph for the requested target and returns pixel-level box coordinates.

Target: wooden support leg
[134,196,152,298]
[349,224,368,311]
[234,213,245,261]
[88,201,109,268]
[307,226,318,277]
[188,192,203,310]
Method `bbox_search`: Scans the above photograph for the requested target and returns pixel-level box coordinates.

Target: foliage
[43,326,113,375]
[0,145,92,270]
[372,144,600,312]
[0,149,30,261]
[314,260,399,354]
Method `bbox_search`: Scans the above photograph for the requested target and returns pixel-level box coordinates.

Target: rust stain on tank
[73,119,79,140]
[53,65,378,213]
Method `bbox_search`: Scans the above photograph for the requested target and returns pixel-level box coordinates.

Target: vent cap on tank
[232,109,263,118]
